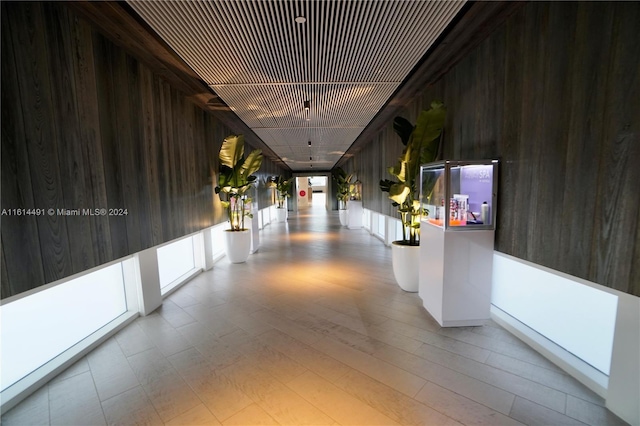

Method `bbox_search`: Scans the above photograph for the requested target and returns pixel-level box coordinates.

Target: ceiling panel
[128,0,466,170]
[213,83,397,129]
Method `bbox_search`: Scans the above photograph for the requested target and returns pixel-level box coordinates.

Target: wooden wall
[0,2,286,298]
[346,2,640,296]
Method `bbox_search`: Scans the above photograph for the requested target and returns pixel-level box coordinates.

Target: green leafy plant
[215,134,263,231]
[379,101,446,245]
[269,176,292,208]
[333,167,355,210]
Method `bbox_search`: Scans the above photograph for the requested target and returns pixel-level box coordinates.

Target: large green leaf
[388,160,407,182]
[219,135,245,169]
[412,101,446,164]
[393,117,414,146]
[276,176,292,196]
[379,179,396,193]
[241,149,263,177]
[389,183,410,205]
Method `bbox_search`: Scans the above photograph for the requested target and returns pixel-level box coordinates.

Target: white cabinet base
[419,222,494,327]
[347,201,363,229]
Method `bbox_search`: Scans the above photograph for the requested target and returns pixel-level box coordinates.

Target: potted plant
[379,101,446,291]
[333,167,354,226]
[273,176,292,222]
[215,134,263,263]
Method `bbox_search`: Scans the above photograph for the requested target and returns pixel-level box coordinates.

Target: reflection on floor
[1,208,626,425]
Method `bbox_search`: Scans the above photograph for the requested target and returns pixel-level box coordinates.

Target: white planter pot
[276,207,287,222]
[391,241,419,292]
[224,229,251,263]
[347,201,363,229]
[339,209,348,226]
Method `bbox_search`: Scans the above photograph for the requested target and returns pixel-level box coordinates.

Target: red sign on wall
[299,190,306,197]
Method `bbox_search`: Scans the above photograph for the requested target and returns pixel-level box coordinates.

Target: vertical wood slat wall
[346,2,640,297]
[0,2,287,298]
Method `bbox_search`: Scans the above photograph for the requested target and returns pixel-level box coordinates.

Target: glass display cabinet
[418,160,499,327]
[419,160,498,230]
[347,179,363,229]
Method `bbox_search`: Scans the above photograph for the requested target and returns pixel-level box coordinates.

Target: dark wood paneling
[68,8,114,265]
[8,3,74,285]
[559,2,613,284]
[1,3,47,294]
[65,0,289,170]
[93,34,130,260]
[43,3,96,273]
[0,2,287,298]
[337,2,525,165]
[590,2,640,295]
[346,2,640,296]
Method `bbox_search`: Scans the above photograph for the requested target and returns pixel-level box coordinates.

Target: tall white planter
[347,201,363,229]
[339,209,348,226]
[391,241,419,292]
[224,229,251,263]
[276,207,287,222]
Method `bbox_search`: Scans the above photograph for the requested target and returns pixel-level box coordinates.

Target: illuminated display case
[418,160,499,327]
[419,160,498,230]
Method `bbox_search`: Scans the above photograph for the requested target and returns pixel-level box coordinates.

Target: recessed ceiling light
[308,141,311,146]
[304,100,310,111]
[295,16,306,24]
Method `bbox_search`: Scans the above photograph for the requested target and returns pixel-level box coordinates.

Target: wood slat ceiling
[127,0,466,171]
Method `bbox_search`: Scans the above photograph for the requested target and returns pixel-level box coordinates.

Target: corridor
[2,210,622,425]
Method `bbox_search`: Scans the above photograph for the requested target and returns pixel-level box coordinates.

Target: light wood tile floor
[1,206,628,425]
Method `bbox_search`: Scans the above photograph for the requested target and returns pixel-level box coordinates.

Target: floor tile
[439,327,566,373]
[0,385,50,426]
[49,358,90,384]
[183,369,253,421]
[126,347,175,386]
[565,395,628,426]
[87,338,140,401]
[256,386,337,425]
[416,381,524,426]
[136,315,193,357]
[404,338,567,413]
[114,322,156,357]
[165,404,221,425]
[510,397,587,426]
[251,309,324,345]
[232,337,308,384]
[156,299,197,328]
[374,343,516,414]
[287,370,400,425]
[311,336,426,397]
[140,371,201,421]
[334,369,460,426]
[48,371,105,426]
[222,403,279,425]
[101,386,162,426]
[257,328,352,382]
[486,352,605,405]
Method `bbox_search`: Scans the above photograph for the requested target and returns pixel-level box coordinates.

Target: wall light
[304,100,310,111]
[308,140,311,146]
